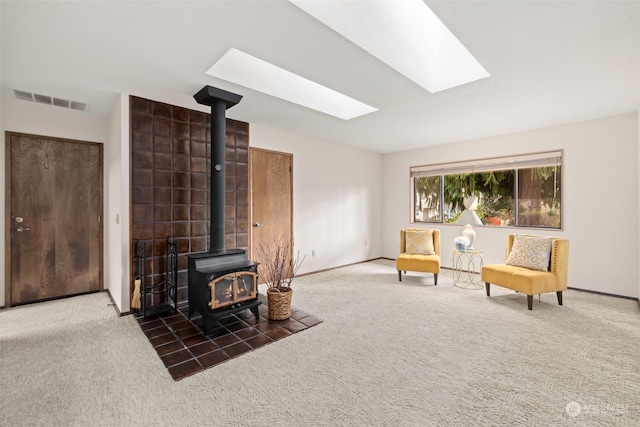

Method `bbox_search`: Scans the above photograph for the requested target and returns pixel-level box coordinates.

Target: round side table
[452,249,484,290]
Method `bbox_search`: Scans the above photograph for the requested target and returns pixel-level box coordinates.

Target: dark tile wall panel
[130,96,249,307]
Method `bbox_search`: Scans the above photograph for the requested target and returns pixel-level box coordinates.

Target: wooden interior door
[250,148,293,279]
[6,132,103,306]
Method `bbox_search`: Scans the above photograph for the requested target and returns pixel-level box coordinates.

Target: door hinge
[97,214,101,224]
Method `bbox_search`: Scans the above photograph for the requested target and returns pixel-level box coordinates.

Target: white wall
[104,94,131,313]
[383,113,639,298]
[250,124,382,274]
[118,96,131,313]
[1,97,109,307]
[105,97,122,310]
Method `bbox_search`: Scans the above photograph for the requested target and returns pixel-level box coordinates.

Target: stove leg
[250,305,260,321]
[203,317,213,336]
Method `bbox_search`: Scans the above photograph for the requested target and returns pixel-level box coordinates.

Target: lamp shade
[456,209,482,226]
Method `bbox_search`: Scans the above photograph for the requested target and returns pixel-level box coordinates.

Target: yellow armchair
[396,228,441,285]
[481,234,569,310]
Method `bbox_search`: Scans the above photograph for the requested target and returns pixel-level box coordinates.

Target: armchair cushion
[481,263,557,295]
[505,234,554,272]
[405,229,435,255]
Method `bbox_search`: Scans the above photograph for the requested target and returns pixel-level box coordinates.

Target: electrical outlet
[312,250,316,257]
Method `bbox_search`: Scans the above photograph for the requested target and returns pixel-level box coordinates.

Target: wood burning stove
[187,86,261,335]
[187,250,260,335]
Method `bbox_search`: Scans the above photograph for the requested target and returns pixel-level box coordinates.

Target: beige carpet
[1,259,639,426]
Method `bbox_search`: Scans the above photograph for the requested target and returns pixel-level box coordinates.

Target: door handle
[252,223,263,227]
[16,226,30,232]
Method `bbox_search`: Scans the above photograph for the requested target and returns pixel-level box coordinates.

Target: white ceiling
[2,0,639,153]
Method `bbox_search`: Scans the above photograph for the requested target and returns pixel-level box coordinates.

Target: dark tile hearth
[136,294,322,381]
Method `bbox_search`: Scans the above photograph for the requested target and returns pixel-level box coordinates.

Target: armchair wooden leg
[398,270,402,282]
[557,291,563,306]
[485,282,490,296]
[527,295,533,310]
[434,273,438,286]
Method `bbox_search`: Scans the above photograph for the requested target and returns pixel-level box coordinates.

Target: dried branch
[257,238,305,292]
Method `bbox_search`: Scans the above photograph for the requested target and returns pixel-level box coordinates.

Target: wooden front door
[250,148,293,278]
[6,132,103,306]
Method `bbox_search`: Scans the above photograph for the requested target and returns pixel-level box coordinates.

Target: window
[412,175,441,222]
[411,151,562,229]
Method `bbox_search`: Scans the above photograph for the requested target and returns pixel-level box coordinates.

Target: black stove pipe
[193,86,242,253]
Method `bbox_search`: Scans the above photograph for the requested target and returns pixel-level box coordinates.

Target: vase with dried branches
[257,239,305,320]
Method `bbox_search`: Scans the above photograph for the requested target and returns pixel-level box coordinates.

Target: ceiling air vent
[10,89,89,112]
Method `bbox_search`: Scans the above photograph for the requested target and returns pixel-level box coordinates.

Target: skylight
[205,48,378,120]
[289,0,489,93]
